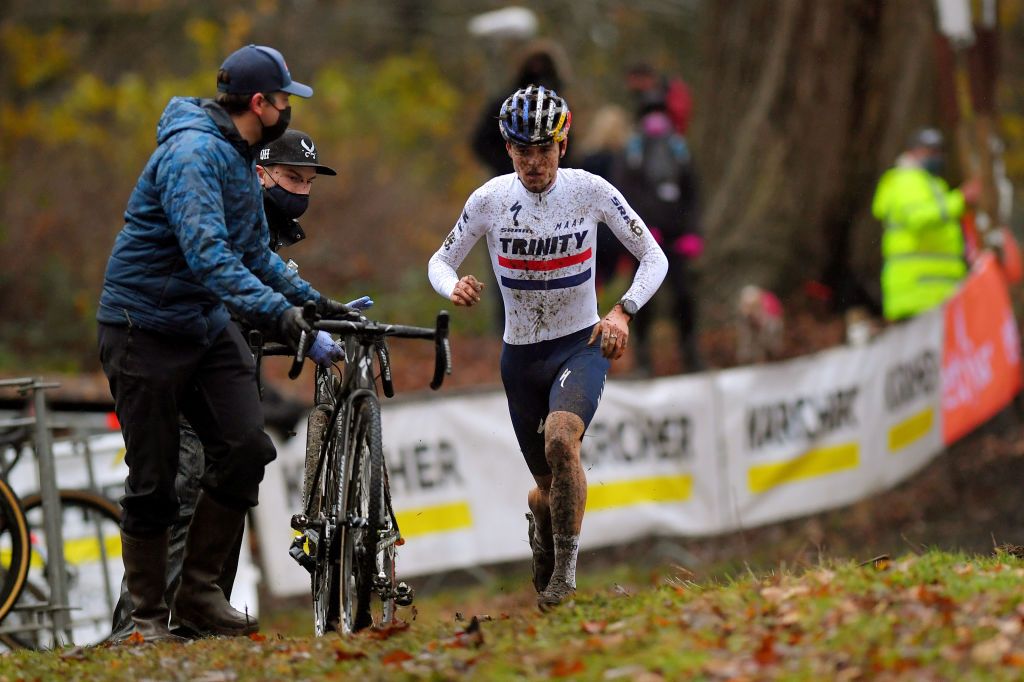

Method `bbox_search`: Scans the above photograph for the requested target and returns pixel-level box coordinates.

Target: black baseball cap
[257,129,336,175]
[217,44,313,98]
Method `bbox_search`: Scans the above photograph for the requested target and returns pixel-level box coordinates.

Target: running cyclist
[428,86,667,609]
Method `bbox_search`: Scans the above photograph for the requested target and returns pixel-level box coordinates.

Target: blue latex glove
[345,295,374,311]
[308,330,343,367]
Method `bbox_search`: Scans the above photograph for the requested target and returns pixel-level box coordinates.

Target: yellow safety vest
[872,165,966,321]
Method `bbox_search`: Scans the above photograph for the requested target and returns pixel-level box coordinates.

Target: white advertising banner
[579,373,721,542]
[717,342,880,530]
[872,310,945,489]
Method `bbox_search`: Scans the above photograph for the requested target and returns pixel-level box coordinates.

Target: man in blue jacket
[97,45,349,641]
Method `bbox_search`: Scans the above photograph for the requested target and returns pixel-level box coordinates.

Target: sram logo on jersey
[611,196,644,236]
[499,231,587,256]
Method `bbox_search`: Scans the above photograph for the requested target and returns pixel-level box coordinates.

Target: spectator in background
[471,39,574,176]
[578,105,633,291]
[470,39,574,331]
[614,96,704,373]
[625,62,693,136]
[872,127,979,322]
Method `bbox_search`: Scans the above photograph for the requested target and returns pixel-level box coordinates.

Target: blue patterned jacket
[98,97,320,344]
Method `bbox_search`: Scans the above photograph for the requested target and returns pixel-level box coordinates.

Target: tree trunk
[692,0,939,319]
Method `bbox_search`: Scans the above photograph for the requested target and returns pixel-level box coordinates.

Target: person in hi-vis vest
[872,127,980,321]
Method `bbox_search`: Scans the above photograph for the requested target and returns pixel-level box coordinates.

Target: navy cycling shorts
[500,326,610,478]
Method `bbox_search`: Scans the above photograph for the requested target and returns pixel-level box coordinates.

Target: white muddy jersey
[428,168,668,345]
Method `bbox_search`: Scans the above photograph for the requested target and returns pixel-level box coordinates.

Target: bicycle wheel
[13,490,122,649]
[0,477,29,624]
[309,406,344,636]
[365,399,399,629]
[340,397,393,633]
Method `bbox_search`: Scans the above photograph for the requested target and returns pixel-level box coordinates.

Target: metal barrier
[0,378,71,645]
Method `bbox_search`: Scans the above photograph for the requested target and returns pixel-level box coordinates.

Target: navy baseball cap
[217,44,313,98]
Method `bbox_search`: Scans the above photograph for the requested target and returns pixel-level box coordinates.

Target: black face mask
[259,104,291,145]
[265,182,309,219]
[921,155,945,177]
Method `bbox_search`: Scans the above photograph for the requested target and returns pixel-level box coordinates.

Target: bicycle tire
[342,397,386,632]
[0,477,29,624]
[365,398,397,629]
[12,489,122,649]
[310,406,344,636]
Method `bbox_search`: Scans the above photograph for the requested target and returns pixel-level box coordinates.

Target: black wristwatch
[616,298,638,320]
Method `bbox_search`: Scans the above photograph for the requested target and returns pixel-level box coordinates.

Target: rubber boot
[119,529,185,643]
[171,492,258,636]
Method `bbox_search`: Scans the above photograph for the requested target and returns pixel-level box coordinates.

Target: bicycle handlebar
[272,301,453,393]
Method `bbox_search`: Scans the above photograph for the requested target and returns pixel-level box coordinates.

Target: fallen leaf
[972,635,1012,664]
[127,631,145,645]
[192,672,237,682]
[551,659,586,677]
[603,664,647,679]
[363,620,411,640]
[248,632,266,642]
[381,649,414,665]
[334,648,367,661]
[754,635,780,666]
[581,620,607,634]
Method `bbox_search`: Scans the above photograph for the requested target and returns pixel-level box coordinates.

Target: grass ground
[5,548,1024,680]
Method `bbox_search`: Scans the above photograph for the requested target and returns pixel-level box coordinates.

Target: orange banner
[942,253,1022,443]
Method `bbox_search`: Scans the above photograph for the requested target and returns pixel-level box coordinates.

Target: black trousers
[98,322,276,535]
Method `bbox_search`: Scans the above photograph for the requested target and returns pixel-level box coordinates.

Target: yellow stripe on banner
[586,474,693,512]
[395,501,473,539]
[26,534,123,570]
[888,407,934,452]
[748,443,859,494]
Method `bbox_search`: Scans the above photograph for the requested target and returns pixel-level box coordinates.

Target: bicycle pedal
[291,513,310,531]
[395,581,415,607]
[288,535,315,574]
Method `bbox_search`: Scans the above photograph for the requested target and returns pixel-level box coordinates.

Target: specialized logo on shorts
[559,369,572,387]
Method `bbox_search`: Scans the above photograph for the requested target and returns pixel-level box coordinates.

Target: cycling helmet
[498,85,572,146]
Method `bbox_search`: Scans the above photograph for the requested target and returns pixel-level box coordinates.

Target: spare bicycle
[257,302,450,635]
